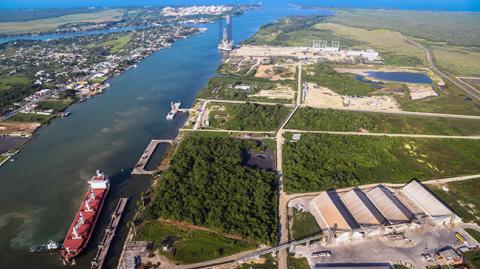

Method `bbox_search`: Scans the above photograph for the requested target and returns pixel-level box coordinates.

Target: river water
[0,5,325,269]
[0,26,144,44]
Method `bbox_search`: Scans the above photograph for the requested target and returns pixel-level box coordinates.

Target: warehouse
[401,180,461,225]
[309,180,460,243]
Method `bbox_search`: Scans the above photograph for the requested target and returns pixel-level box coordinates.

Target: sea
[1,0,480,11]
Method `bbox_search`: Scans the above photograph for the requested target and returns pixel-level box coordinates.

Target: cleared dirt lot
[304,83,401,111]
[0,122,40,136]
[249,85,295,100]
[255,64,296,81]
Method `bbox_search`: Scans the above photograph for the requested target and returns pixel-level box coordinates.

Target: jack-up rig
[218,15,234,51]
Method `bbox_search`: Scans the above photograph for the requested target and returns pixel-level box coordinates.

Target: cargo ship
[59,171,110,264]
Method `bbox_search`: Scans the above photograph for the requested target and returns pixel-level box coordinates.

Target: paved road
[300,105,480,120]
[197,98,295,107]
[180,128,275,134]
[0,93,53,122]
[408,38,480,101]
[277,63,303,269]
[423,174,480,185]
[283,129,480,140]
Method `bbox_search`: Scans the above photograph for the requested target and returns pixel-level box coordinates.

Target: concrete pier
[131,139,172,175]
[91,197,129,269]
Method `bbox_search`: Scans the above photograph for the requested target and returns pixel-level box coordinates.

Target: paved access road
[283,129,480,140]
[300,105,480,120]
[408,38,480,101]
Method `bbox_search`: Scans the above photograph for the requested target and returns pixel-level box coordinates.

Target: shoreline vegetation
[0,4,260,167]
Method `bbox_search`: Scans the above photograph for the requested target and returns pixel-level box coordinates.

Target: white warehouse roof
[311,191,359,233]
[341,188,387,227]
[401,180,455,219]
[366,185,413,224]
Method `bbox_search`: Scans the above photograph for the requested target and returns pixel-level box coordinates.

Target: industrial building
[309,180,461,243]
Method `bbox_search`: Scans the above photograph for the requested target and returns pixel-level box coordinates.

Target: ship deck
[62,187,108,254]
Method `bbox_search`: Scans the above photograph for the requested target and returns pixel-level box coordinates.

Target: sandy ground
[231,45,351,62]
[304,83,401,111]
[249,85,295,100]
[0,122,40,136]
[408,84,438,100]
[254,64,295,81]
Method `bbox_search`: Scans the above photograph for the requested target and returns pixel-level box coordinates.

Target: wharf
[91,197,129,269]
[131,139,173,175]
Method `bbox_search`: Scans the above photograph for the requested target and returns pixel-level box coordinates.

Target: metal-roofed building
[310,190,359,233]
[401,180,460,224]
[340,188,387,227]
[365,185,414,225]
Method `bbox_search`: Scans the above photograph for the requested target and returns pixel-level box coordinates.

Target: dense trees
[287,108,377,131]
[209,103,290,131]
[287,108,480,136]
[146,137,278,244]
[283,133,480,192]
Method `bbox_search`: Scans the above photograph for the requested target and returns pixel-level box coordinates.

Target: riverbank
[0,26,205,168]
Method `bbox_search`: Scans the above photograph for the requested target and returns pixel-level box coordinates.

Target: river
[0,4,325,269]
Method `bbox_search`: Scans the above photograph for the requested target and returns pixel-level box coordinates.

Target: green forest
[287,108,480,136]
[145,137,279,244]
[283,133,480,192]
[209,103,290,131]
[304,64,375,96]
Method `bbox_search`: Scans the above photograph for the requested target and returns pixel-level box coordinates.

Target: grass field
[207,103,290,131]
[291,209,321,240]
[244,16,361,48]
[0,75,31,92]
[395,82,480,116]
[288,255,311,269]
[135,221,255,264]
[96,34,132,53]
[36,99,72,112]
[284,133,480,193]
[327,9,480,48]
[432,46,480,77]
[466,228,480,243]
[429,179,480,225]
[7,113,53,124]
[464,250,480,269]
[0,9,124,35]
[314,23,425,66]
[287,108,480,135]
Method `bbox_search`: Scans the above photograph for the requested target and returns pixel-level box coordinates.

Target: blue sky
[0,0,479,11]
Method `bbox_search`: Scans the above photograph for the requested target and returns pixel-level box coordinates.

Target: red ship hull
[60,173,109,263]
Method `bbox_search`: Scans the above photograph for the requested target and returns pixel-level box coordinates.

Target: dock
[166,102,190,120]
[91,197,129,269]
[131,139,173,175]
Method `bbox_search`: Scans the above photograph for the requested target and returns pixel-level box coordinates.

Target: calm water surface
[367,71,433,84]
[0,5,324,269]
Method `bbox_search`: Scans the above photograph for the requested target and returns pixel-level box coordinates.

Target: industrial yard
[123,9,480,269]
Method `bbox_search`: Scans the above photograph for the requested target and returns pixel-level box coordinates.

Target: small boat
[166,112,175,120]
[30,240,62,253]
